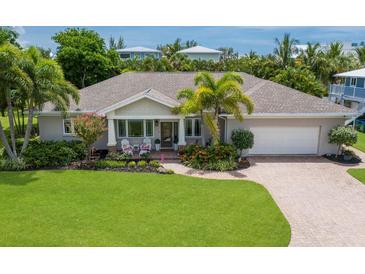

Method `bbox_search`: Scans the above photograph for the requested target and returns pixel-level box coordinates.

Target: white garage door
[249,127,320,155]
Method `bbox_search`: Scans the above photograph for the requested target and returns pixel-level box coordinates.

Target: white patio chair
[139,138,152,156]
[121,139,133,156]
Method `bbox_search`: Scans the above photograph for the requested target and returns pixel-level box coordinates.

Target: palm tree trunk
[6,93,17,157]
[20,105,34,155]
[200,110,205,146]
[0,122,15,159]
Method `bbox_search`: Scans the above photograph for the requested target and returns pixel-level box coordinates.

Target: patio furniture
[121,139,133,156]
[139,138,152,156]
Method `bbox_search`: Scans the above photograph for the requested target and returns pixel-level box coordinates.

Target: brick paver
[163,150,365,246]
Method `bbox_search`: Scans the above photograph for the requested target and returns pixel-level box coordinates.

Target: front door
[161,122,173,148]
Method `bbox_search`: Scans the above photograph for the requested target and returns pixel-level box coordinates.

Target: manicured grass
[353,131,365,153]
[0,170,290,247]
[347,168,365,185]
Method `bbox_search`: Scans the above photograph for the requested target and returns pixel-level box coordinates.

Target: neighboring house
[116,47,162,60]
[176,46,222,61]
[39,72,354,155]
[329,68,365,113]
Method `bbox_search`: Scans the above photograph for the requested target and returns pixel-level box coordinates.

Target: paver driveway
[164,150,365,246]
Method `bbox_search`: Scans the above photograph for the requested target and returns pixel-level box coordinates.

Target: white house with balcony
[116,47,162,60]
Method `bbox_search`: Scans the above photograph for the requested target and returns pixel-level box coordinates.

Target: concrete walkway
[163,149,365,246]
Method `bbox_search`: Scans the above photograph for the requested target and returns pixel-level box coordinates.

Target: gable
[114,98,173,116]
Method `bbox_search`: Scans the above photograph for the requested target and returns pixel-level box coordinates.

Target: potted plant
[173,136,178,151]
[343,149,354,161]
[155,139,161,151]
[231,129,254,161]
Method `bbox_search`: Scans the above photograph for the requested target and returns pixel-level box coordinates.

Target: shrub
[137,160,147,168]
[206,160,238,171]
[95,160,126,169]
[328,126,357,157]
[105,152,131,161]
[149,160,161,168]
[73,113,107,159]
[155,139,161,144]
[180,143,237,171]
[140,152,151,160]
[21,140,86,168]
[0,158,26,171]
[128,161,136,168]
[166,169,175,174]
[231,129,254,157]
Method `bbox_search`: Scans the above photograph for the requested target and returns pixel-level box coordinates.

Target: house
[116,47,162,60]
[176,46,222,61]
[329,68,365,113]
[38,72,354,155]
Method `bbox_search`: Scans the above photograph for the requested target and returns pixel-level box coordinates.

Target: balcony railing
[329,84,365,100]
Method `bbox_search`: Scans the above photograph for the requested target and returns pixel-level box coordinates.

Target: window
[120,53,130,59]
[350,78,357,87]
[118,120,126,137]
[185,119,193,136]
[185,118,201,137]
[194,119,201,136]
[63,119,75,135]
[128,120,144,137]
[145,120,154,137]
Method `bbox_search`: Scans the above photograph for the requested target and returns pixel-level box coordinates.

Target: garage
[249,126,320,155]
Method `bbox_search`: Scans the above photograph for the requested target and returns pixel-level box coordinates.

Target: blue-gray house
[329,68,365,111]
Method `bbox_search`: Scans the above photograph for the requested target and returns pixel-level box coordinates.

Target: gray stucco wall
[226,117,346,155]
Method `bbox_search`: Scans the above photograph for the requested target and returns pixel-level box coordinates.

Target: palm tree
[273,33,299,68]
[174,72,254,144]
[0,43,32,159]
[18,46,79,154]
[355,47,365,65]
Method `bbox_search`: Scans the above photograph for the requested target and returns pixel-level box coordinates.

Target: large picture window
[185,118,201,137]
[128,120,144,137]
[117,119,154,138]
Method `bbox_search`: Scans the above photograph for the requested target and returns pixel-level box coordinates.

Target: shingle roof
[177,46,222,54]
[43,72,353,115]
[116,47,161,53]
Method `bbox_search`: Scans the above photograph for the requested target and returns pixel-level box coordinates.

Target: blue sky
[15,26,365,55]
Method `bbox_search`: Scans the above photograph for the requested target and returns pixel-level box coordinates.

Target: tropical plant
[355,47,365,65]
[328,126,357,157]
[19,46,79,154]
[174,72,254,144]
[0,43,32,160]
[273,33,298,68]
[73,113,106,160]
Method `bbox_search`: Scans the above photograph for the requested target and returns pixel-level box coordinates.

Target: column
[178,117,186,146]
[107,119,117,149]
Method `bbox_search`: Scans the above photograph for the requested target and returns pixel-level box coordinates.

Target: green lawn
[0,170,291,247]
[347,168,365,185]
[353,131,365,152]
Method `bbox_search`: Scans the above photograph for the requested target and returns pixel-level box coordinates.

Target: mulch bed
[323,154,362,164]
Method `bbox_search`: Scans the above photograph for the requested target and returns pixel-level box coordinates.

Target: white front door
[249,126,320,155]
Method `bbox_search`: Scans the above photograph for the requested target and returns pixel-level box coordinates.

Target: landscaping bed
[0,170,290,246]
[323,153,362,164]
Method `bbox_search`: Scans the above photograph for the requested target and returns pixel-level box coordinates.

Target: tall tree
[0,27,21,48]
[117,36,125,49]
[53,28,119,88]
[273,33,298,68]
[0,43,32,159]
[18,46,79,154]
[157,39,199,59]
[175,72,254,144]
[218,47,239,61]
[355,47,365,65]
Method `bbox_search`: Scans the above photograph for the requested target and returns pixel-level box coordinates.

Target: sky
[14,26,365,55]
